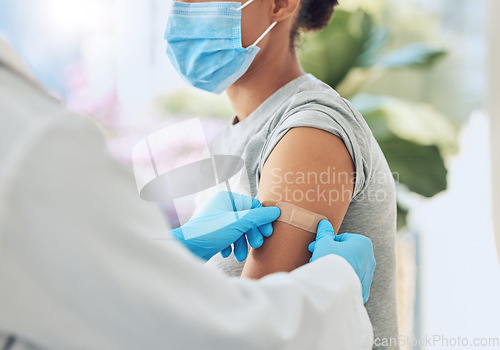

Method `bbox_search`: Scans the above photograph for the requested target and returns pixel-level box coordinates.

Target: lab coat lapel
[0,36,49,93]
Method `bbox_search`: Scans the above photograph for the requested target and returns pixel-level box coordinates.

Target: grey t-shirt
[204,73,399,349]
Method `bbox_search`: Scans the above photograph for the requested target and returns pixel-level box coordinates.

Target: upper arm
[241,126,355,278]
[0,118,372,349]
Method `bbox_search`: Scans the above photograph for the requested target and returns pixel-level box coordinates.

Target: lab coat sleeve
[0,113,373,350]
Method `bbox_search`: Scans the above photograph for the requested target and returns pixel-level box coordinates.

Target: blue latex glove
[171,191,280,261]
[308,220,376,304]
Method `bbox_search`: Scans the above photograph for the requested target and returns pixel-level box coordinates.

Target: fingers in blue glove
[221,245,232,258]
[308,240,316,253]
[334,232,350,242]
[258,222,273,238]
[250,197,263,209]
[247,227,264,249]
[309,220,335,254]
[238,207,280,232]
[316,220,335,241]
[234,235,249,262]
[227,192,263,211]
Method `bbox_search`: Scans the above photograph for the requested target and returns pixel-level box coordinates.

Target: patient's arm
[241,127,355,278]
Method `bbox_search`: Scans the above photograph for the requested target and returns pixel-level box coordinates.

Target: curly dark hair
[291,0,339,48]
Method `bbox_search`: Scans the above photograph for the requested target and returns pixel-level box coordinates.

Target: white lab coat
[0,38,373,350]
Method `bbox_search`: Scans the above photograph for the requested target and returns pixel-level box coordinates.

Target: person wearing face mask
[165,0,399,349]
[0,31,378,349]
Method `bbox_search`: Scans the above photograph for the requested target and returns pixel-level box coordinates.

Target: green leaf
[354,27,391,67]
[351,94,458,156]
[353,94,454,198]
[378,136,447,198]
[298,9,374,88]
[397,204,409,230]
[362,43,447,69]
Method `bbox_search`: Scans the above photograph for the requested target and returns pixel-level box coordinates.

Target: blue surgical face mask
[164,0,277,94]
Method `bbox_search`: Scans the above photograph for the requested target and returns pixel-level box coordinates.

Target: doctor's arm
[242,126,355,278]
[0,116,372,350]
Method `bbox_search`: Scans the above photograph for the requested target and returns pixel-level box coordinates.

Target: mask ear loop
[249,22,278,49]
[232,0,255,11]
[231,0,278,49]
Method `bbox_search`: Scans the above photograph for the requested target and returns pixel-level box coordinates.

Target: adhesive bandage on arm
[262,201,329,234]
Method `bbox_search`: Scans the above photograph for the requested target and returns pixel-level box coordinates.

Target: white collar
[0,35,48,92]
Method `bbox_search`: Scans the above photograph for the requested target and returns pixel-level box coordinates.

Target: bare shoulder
[241,126,355,278]
[259,126,355,226]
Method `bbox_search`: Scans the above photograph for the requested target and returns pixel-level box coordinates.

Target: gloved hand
[308,220,376,304]
[171,191,280,262]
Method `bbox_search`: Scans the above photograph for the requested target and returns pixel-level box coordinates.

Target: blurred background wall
[488,0,500,267]
[1,0,499,348]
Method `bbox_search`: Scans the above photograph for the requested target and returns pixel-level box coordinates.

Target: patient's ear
[270,0,301,22]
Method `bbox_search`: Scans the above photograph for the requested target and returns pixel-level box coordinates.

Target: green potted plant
[297,6,457,229]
